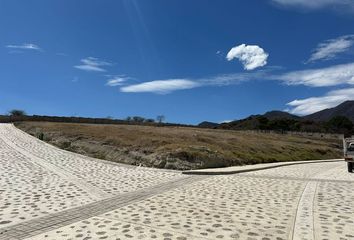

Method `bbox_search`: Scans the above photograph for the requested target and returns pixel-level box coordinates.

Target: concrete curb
[182,159,343,175]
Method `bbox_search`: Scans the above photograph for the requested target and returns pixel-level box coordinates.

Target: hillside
[305,101,354,122]
[197,101,354,133]
[198,121,219,128]
[263,111,301,120]
[198,111,303,130]
[16,121,341,170]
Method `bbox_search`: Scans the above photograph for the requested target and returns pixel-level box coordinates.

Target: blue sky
[1,0,354,124]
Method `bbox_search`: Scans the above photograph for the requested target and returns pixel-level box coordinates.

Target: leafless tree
[156,115,165,123]
[9,109,26,117]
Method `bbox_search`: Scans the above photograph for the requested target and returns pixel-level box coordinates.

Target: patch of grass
[15,122,342,170]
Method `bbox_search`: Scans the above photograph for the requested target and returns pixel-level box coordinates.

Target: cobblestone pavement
[0,124,182,230]
[1,123,354,240]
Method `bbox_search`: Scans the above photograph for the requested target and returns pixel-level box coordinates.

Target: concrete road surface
[0,123,353,240]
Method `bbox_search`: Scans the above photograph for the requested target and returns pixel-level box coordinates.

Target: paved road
[0,124,353,240]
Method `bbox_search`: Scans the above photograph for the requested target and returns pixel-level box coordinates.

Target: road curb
[182,159,343,175]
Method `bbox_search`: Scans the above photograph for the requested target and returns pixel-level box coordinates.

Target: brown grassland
[16,121,342,170]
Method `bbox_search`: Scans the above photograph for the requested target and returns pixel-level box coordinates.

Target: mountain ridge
[198,101,354,132]
[305,101,354,122]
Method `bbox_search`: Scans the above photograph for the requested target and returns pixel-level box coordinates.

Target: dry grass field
[16,122,342,170]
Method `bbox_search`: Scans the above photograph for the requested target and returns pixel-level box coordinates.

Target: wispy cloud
[56,52,68,57]
[271,0,354,12]
[120,70,269,94]
[308,35,354,62]
[273,62,354,87]
[74,57,112,72]
[287,88,354,115]
[226,44,269,70]
[216,50,224,60]
[120,62,354,94]
[5,43,42,51]
[106,76,131,86]
[203,71,269,86]
[220,120,233,123]
[120,79,200,94]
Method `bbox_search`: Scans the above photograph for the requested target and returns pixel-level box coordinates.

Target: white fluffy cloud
[274,62,354,87]
[74,57,112,72]
[271,0,354,11]
[120,79,200,94]
[287,88,354,115]
[226,44,269,70]
[308,35,354,62]
[6,43,41,51]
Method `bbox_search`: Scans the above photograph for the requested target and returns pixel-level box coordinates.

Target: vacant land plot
[16,122,342,170]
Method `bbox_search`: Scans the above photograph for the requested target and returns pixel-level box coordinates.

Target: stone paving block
[24,216,206,240]
[2,123,354,240]
[0,124,183,195]
[0,124,185,231]
[97,175,305,240]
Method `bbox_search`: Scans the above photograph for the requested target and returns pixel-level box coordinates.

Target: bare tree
[9,109,26,117]
[145,118,155,123]
[156,115,165,124]
[132,116,145,123]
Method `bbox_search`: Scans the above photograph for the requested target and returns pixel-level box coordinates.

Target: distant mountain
[218,115,263,130]
[263,111,300,120]
[305,101,354,122]
[198,111,301,130]
[197,100,354,133]
[198,121,219,128]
